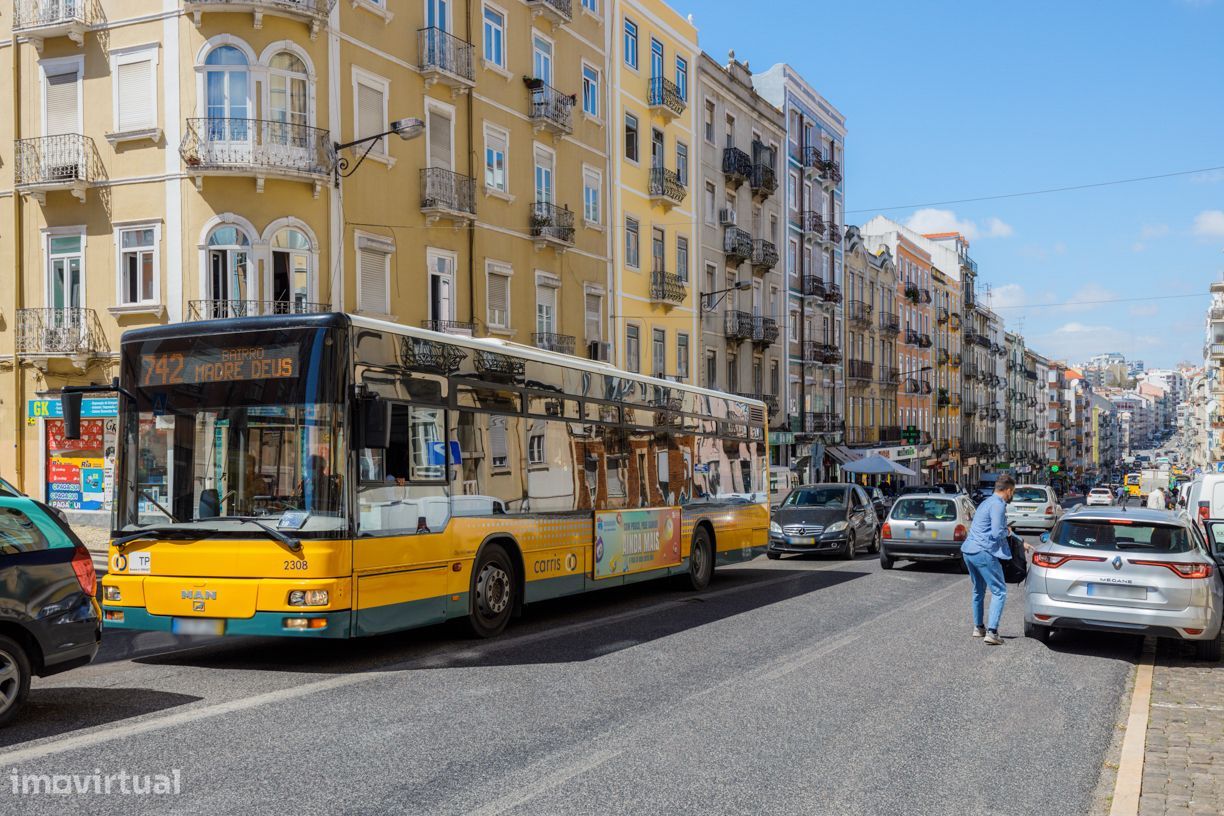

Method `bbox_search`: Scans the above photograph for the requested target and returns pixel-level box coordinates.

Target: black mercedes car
[767,484,880,559]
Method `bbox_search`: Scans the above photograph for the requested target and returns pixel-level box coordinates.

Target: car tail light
[881,522,892,539]
[1032,552,1107,569]
[954,524,968,542]
[71,544,97,597]
[1129,559,1213,579]
[1045,505,1055,516]
[1184,628,1204,636]
[1198,502,1210,523]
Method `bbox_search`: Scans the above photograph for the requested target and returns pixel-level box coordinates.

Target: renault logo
[1112,556,1123,571]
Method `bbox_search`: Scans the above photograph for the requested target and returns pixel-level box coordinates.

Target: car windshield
[1052,520,1192,553]
[900,486,939,495]
[891,498,957,521]
[1013,487,1048,503]
[782,487,846,509]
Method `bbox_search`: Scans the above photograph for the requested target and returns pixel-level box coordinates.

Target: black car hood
[774,506,846,527]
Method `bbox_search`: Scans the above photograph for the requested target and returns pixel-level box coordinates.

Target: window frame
[481,3,507,70]
[625,217,640,269]
[581,61,601,120]
[113,221,162,310]
[354,230,394,316]
[485,260,512,330]
[352,67,392,163]
[623,18,639,69]
[483,122,510,194]
[109,44,159,141]
[624,110,640,163]
[582,164,603,226]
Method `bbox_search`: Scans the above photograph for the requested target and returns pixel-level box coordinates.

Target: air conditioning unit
[719,208,737,226]
[587,341,611,361]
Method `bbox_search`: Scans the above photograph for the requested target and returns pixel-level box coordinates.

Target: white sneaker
[984,630,1003,646]
[972,626,985,638]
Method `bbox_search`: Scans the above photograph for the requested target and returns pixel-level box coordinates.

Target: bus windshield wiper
[114,527,207,551]
[139,490,181,523]
[228,517,303,553]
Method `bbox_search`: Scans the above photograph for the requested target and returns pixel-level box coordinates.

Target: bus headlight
[288,590,329,607]
[103,586,122,602]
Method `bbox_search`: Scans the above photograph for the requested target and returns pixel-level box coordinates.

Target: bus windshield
[115,325,348,536]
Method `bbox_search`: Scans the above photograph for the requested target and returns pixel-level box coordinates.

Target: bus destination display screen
[140,345,299,387]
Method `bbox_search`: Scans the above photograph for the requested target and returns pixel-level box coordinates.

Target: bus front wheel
[683,527,714,591]
[467,543,516,639]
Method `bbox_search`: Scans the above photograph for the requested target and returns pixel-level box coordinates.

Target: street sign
[901,425,921,445]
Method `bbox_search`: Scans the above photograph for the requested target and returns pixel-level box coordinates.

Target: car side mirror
[1040,533,1051,544]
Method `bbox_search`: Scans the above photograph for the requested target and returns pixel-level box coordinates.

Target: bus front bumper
[102,606,353,638]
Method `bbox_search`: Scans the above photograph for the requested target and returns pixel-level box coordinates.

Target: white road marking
[463,749,624,816]
[1110,639,1156,816]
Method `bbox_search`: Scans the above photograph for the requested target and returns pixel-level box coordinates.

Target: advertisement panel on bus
[594,508,682,579]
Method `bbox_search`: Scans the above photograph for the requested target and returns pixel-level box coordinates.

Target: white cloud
[1192,210,1224,238]
[904,208,1014,241]
[1129,304,1160,318]
[1034,322,1163,362]
[1061,283,1118,313]
[989,283,1030,311]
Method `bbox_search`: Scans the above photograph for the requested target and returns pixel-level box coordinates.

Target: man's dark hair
[995,475,1016,492]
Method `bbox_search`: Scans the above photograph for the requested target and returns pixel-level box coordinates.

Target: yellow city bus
[1125,473,1142,497]
[86,313,768,639]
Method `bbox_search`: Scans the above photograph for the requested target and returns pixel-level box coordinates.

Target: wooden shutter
[117,59,153,132]
[585,293,601,342]
[45,69,80,135]
[357,82,384,154]
[487,272,509,328]
[537,285,556,331]
[358,247,386,313]
[428,109,451,170]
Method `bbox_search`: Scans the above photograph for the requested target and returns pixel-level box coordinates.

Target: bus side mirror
[61,391,83,440]
[357,397,392,450]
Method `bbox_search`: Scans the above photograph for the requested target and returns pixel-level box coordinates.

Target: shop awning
[826,445,857,465]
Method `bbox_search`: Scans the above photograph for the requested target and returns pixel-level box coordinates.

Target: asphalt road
[0,527,1138,816]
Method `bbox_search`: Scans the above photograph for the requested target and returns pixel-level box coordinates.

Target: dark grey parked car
[767,484,880,559]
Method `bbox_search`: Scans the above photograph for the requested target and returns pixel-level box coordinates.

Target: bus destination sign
[140,345,299,387]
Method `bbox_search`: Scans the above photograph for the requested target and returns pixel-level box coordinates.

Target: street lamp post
[700,280,753,313]
[333,117,425,187]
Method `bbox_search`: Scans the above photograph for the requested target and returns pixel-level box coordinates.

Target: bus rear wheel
[467,543,516,639]
[683,527,714,591]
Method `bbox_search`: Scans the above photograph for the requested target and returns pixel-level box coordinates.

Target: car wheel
[868,529,881,554]
[1023,618,1052,644]
[766,551,782,561]
[879,550,894,570]
[1194,633,1222,663]
[466,543,516,639]
[841,532,856,560]
[0,635,32,727]
[684,526,715,591]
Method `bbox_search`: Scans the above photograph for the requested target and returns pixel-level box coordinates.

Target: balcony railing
[917,333,933,349]
[797,210,826,236]
[823,158,842,185]
[800,145,824,171]
[722,147,752,186]
[735,392,779,414]
[918,287,933,305]
[937,307,950,325]
[189,299,330,320]
[847,359,873,382]
[723,227,753,265]
[878,367,901,386]
[12,0,92,43]
[14,134,97,200]
[184,0,336,37]
[847,300,872,327]
[648,76,686,118]
[180,118,334,186]
[421,318,476,335]
[648,166,686,205]
[936,349,950,366]
[950,352,962,368]
[525,78,574,135]
[799,412,842,435]
[827,224,843,244]
[533,332,576,355]
[16,307,106,357]
[530,201,575,247]
[801,275,827,299]
[824,283,843,304]
[725,310,754,343]
[751,239,779,271]
[750,164,777,198]
[752,316,779,347]
[878,311,901,334]
[904,329,922,347]
[879,425,903,443]
[421,167,476,222]
[526,0,572,24]
[802,342,841,365]
[650,270,687,304]
[418,27,475,87]
[904,282,920,303]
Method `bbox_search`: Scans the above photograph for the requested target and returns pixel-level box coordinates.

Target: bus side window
[358,404,450,536]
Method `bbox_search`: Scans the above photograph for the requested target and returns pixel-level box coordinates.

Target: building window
[704,181,716,224]
[650,38,664,79]
[486,263,511,328]
[652,328,666,376]
[534,144,555,204]
[532,34,553,84]
[788,171,799,211]
[585,292,602,342]
[626,325,640,373]
[652,227,665,272]
[625,217,640,269]
[677,333,689,380]
[484,124,508,192]
[706,349,717,388]
[536,279,557,335]
[582,64,600,118]
[583,166,602,225]
[482,6,506,68]
[704,100,715,143]
[624,18,638,68]
[356,234,392,314]
[676,236,689,282]
[111,46,158,135]
[770,360,780,395]
[676,141,688,185]
[789,310,798,341]
[116,225,158,306]
[675,55,688,100]
[727,351,738,392]
[582,0,597,11]
[624,112,639,162]
[354,70,389,158]
[705,263,716,302]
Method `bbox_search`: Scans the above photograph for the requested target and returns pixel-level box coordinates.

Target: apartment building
[842,226,900,453]
[1003,333,1042,475]
[931,265,962,481]
[608,0,698,380]
[753,63,845,481]
[0,0,611,523]
[695,51,785,437]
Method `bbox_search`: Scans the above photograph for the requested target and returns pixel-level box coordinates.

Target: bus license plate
[172,618,225,636]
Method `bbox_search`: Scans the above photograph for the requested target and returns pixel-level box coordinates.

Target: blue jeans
[964,550,1008,631]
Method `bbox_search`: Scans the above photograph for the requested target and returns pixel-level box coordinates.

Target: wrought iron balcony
[798,412,842,435]
[801,342,841,365]
[723,227,753,265]
[802,275,827,299]
[938,392,962,409]
[752,316,779,347]
[796,210,826,236]
[847,300,872,328]
[725,310,754,343]
[949,352,962,368]
[525,78,574,136]
[826,224,843,244]
[650,270,687,305]
[750,164,777,199]
[533,332,576,355]
[847,359,873,382]
[904,329,922,347]
[189,299,330,320]
[12,0,92,46]
[751,239,779,271]
[961,362,979,380]
[800,145,824,172]
[14,134,97,202]
[1024,368,1039,381]
[648,76,686,118]
[418,27,475,89]
[904,282,920,303]
[526,0,572,25]
[180,118,334,191]
[823,158,842,185]
[421,318,476,336]
[904,378,922,395]
[722,147,752,187]
[530,201,575,248]
[878,367,901,386]
[950,311,962,330]
[736,392,779,414]
[937,307,950,325]
[184,0,335,38]
[879,425,903,443]
[649,166,686,206]
[936,348,950,366]
[824,283,843,304]
[918,287,933,305]
[878,311,901,334]
[920,380,934,395]
[15,307,106,358]
[421,167,476,224]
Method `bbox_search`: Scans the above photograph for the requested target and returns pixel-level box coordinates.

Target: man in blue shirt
[961,474,1019,645]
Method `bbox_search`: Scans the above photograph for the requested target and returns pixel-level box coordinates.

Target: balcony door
[532,35,553,84]
[206,226,253,318]
[266,52,310,167]
[427,0,449,31]
[204,46,251,163]
[650,129,664,169]
[42,65,82,180]
[534,147,554,206]
[650,38,663,80]
[270,228,312,314]
[47,234,84,343]
[427,250,455,325]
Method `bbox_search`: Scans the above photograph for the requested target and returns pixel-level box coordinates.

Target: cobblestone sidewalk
[1139,638,1224,816]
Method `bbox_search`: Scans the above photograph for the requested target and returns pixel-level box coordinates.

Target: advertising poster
[44,418,117,512]
[593,507,682,579]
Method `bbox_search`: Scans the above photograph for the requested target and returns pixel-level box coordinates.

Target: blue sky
[688,0,1224,367]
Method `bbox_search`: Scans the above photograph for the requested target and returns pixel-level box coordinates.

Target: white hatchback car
[1006,484,1063,531]
[1086,488,1114,507]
